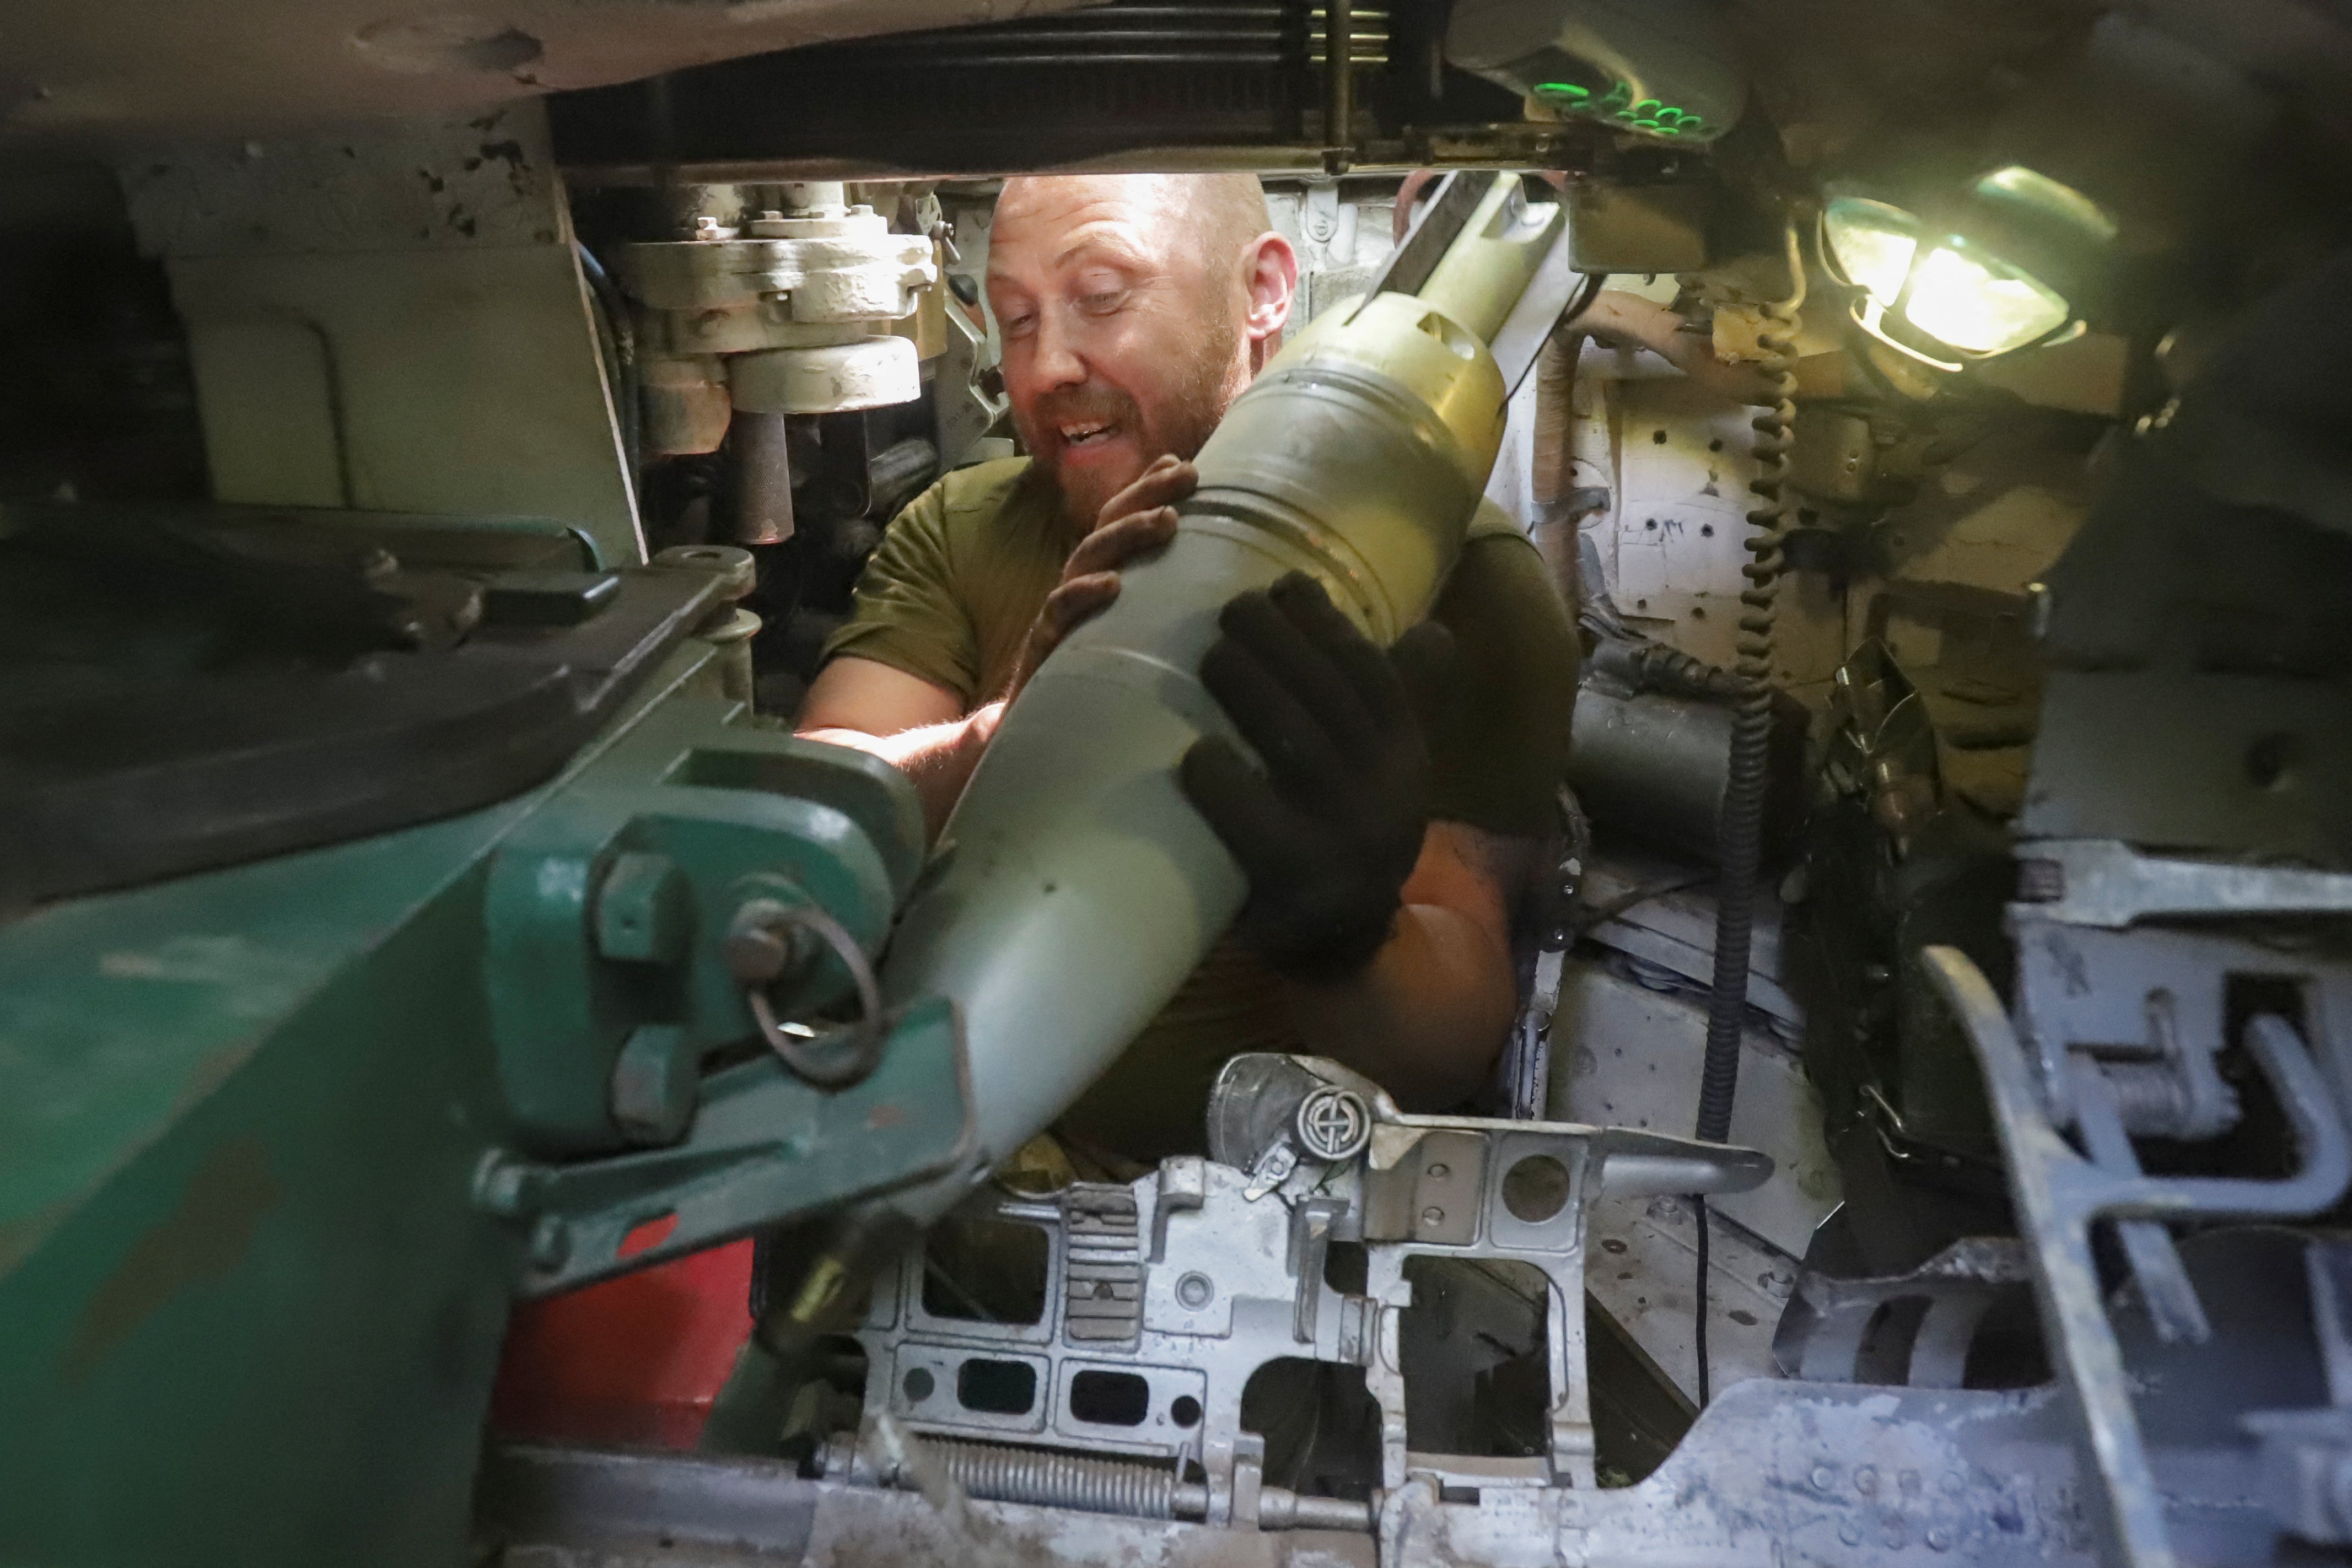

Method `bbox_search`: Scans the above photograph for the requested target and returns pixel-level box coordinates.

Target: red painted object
[488,1219,757,1451]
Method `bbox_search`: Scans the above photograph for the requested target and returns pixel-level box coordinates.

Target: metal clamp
[724,897,886,1088]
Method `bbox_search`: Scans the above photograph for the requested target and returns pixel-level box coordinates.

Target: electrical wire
[1692,221,1807,1409]
[573,241,643,489]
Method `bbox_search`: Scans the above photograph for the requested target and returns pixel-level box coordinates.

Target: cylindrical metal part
[1568,686,1806,867]
[880,289,1513,1200]
[701,607,761,705]
[781,180,848,213]
[730,336,922,416]
[733,408,796,545]
[1259,1487,1376,1532]
[1323,0,1354,166]
[652,544,760,705]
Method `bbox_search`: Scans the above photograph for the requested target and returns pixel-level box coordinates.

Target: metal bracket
[476,995,973,1296]
[1772,1237,2031,1387]
[843,1054,1772,1526]
[1922,946,2352,1568]
[2016,838,2352,928]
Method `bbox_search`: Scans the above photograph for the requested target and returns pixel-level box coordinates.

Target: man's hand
[1003,455,1191,698]
[1178,572,1456,982]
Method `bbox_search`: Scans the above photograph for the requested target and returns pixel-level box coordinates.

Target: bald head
[998,173,1273,288]
[985,173,1298,529]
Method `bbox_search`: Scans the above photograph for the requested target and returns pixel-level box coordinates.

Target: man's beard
[1021,309,1244,532]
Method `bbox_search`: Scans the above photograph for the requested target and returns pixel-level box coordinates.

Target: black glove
[1178,572,1456,982]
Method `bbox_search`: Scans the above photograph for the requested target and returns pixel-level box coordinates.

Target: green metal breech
[0,638,958,1567]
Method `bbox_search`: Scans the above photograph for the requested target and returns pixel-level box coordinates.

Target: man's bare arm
[797,657,1000,841]
[1280,820,1525,1109]
[797,460,1191,840]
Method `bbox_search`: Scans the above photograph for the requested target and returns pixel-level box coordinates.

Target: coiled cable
[1694,222,1807,1406]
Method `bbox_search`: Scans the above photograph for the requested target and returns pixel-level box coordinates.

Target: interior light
[1820,169,2111,370]
[1822,200,1917,308]
[1900,245,2070,357]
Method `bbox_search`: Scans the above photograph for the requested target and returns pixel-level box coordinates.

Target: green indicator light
[1534,81,1590,101]
[1633,98,1662,116]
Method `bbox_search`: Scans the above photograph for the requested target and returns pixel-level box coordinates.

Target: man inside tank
[796,171,1577,1173]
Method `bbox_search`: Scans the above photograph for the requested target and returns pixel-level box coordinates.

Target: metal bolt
[1810,1465,1836,1490]
[595,852,690,966]
[1420,1206,1445,1226]
[1427,1163,1450,1178]
[529,1214,571,1270]
[1176,1273,1214,1308]
[611,1022,698,1146]
[725,899,809,987]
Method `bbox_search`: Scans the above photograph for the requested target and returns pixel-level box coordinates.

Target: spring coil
[914,1436,1185,1519]
[1695,221,1808,1148]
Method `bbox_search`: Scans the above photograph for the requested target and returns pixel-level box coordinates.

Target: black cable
[1692,224,1806,1407]
[1694,1199,1710,1408]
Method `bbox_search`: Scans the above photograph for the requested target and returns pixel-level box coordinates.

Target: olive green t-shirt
[822,456,1578,1160]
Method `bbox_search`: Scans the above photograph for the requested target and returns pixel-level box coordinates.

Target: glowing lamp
[1822,166,2115,370]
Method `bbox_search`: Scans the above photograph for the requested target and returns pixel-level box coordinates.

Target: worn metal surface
[1573,850,1803,1031]
[0,503,695,910]
[480,1441,1380,1567]
[827,1055,1767,1530]
[1922,946,2352,1568]
[2020,672,2352,866]
[1773,1237,2030,1388]
[1583,1189,1795,1407]
[2016,838,2352,929]
[478,1381,2101,1568]
[1549,953,1837,1258]
[623,187,936,441]
[123,106,645,564]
